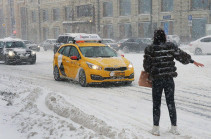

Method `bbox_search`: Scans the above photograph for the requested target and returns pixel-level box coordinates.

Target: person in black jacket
[143,28,204,136]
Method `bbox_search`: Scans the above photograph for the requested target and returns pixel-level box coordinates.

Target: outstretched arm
[193,61,204,67]
[170,44,205,68]
[173,46,194,64]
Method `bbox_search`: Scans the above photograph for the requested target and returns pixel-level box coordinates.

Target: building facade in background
[0,0,211,43]
[0,0,17,38]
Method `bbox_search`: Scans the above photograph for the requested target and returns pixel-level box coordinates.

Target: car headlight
[31,51,36,55]
[38,45,40,48]
[108,44,111,47]
[8,51,15,57]
[117,44,121,47]
[86,62,102,70]
[128,62,133,69]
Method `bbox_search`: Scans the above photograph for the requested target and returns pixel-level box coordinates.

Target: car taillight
[189,44,192,46]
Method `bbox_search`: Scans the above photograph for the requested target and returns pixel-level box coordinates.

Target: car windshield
[0,42,4,48]
[80,46,117,58]
[5,41,26,48]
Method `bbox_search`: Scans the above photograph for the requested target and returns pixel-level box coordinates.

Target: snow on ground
[0,46,211,139]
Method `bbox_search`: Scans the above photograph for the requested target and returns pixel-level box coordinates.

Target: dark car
[0,38,36,64]
[117,38,148,53]
[101,38,119,51]
[54,33,86,53]
[23,40,40,52]
[39,39,56,51]
[139,38,152,45]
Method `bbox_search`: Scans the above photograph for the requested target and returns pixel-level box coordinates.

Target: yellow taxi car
[53,34,134,87]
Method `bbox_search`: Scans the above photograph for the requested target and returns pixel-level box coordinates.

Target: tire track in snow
[3,66,211,119]
[123,86,211,119]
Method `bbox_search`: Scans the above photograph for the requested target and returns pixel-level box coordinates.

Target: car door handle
[66,61,70,63]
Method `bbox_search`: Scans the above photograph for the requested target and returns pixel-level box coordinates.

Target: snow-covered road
[0,48,211,139]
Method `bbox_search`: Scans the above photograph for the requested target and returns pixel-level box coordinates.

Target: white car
[189,35,211,55]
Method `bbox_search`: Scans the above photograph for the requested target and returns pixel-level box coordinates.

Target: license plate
[110,72,125,77]
[20,55,27,59]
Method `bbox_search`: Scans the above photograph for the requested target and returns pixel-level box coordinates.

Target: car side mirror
[70,56,78,60]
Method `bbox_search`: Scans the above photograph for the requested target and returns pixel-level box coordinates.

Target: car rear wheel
[54,66,61,81]
[79,69,88,87]
[123,46,129,53]
[195,48,202,55]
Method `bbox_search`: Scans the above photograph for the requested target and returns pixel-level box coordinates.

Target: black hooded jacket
[143,42,194,80]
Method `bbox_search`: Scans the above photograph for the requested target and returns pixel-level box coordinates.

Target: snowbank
[0,75,97,138]
[0,73,136,139]
[46,93,117,138]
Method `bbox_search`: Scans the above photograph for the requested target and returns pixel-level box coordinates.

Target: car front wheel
[30,59,36,64]
[195,48,202,55]
[79,69,88,87]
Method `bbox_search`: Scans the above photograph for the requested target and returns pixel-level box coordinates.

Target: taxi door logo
[58,54,66,76]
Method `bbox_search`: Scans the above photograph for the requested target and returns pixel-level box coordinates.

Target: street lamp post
[0,21,7,38]
[38,0,41,42]
[150,0,153,37]
[97,0,100,34]
[89,19,92,33]
[9,0,15,37]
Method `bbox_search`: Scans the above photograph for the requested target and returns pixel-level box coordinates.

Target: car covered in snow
[39,39,56,51]
[53,33,87,54]
[188,35,211,55]
[0,38,36,64]
[53,34,134,87]
[22,40,40,52]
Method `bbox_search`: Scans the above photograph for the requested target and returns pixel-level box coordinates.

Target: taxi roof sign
[74,34,101,41]
[63,33,87,37]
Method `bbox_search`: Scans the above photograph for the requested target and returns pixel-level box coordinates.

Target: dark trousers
[152,77,177,126]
